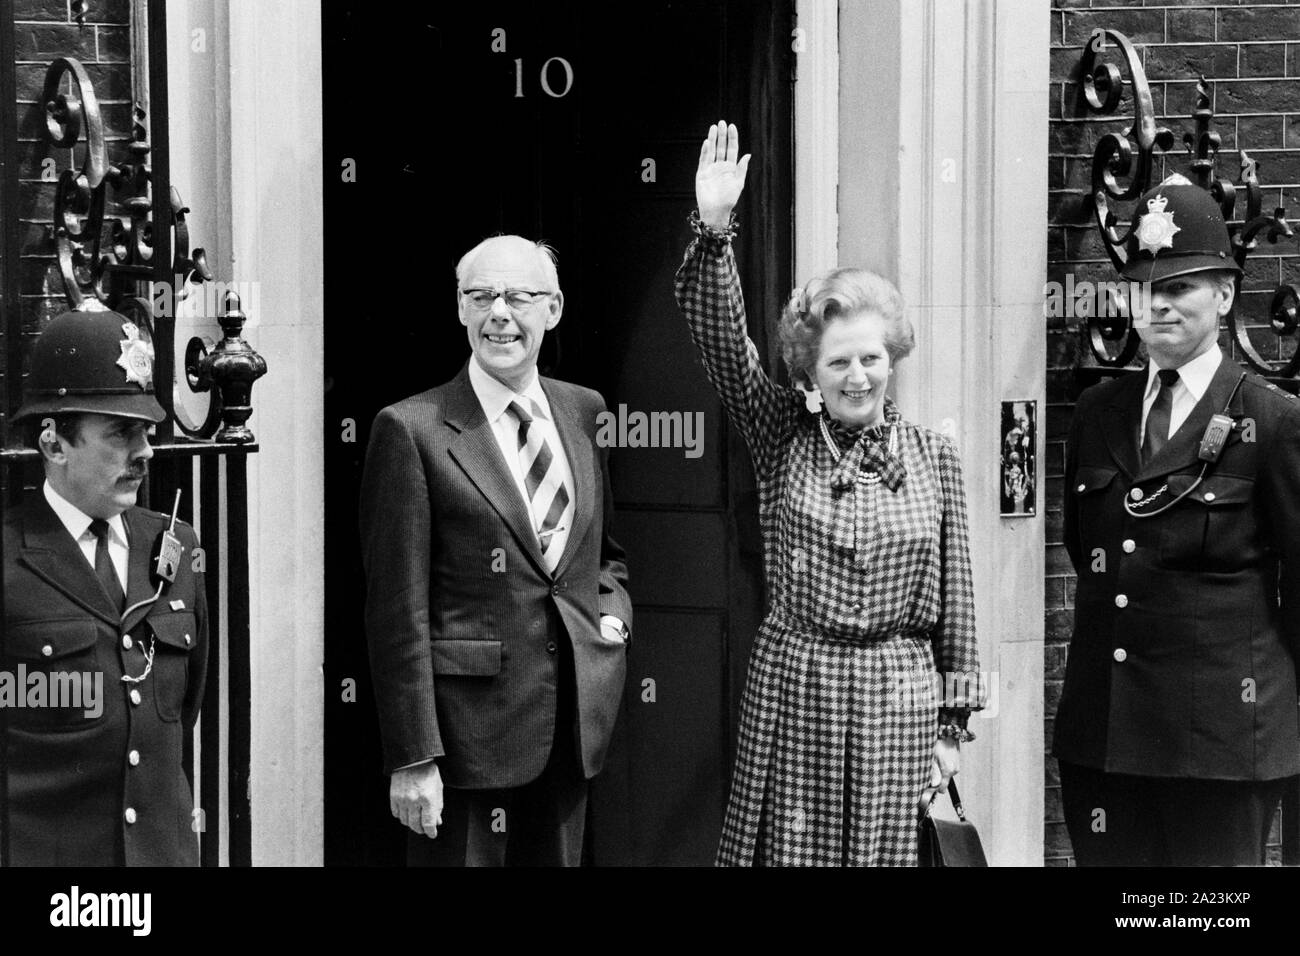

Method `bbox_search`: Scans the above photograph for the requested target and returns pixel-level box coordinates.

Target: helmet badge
[116,322,154,390]
[1136,193,1180,257]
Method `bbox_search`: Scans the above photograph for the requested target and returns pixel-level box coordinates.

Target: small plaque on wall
[1000,400,1035,517]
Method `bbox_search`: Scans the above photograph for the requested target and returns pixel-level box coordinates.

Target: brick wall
[5,0,134,431]
[1047,0,1300,865]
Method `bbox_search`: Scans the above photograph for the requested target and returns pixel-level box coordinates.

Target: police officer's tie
[89,518,126,615]
[507,399,570,573]
[1141,368,1180,466]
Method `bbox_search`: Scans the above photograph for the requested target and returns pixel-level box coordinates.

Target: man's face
[1135,271,1233,368]
[458,237,563,391]
[46,413,153,519]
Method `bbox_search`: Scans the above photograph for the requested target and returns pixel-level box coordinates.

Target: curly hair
[778,268,914,390]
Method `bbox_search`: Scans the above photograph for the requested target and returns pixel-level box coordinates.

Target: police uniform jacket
[1054,353,1300,780]
[3,492,208,865]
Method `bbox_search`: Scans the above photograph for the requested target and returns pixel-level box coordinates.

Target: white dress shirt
[468,357,577,563]
[467,358,624,639]
[1141,346,1223,444]
[44,480,129,593]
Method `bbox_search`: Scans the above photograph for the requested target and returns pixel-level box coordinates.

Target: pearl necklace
[818,415,897,485]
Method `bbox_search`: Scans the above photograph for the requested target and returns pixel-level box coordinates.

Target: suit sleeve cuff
[391,757,438,773]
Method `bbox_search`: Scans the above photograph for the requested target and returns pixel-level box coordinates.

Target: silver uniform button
[128,750,140,767]
[1113,648,1127,662]
[1076,483,1086,493]
[124,808,137,824]
[184,633,192,645]
[129,688,142,706]
[1130,488,1144,501]
[41,644,53,658]
[1203,491,1216,502]
[1115,594,1129,608]
[122,635,133,650]
[1122,539,1136,553]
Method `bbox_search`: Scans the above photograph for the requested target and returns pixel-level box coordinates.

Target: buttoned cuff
[600,615,629,643]
[689,208,739,245]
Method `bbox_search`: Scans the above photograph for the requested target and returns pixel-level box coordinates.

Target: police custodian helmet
[1121,174,1243,284]
[11,307,166,424]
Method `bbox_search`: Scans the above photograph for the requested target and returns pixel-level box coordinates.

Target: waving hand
[695,120,752,230]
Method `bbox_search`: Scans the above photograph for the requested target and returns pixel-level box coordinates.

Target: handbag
[917,779,988,867]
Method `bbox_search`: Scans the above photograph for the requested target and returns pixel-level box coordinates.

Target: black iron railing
[0,0,264,867]
[1075,29,1300,394]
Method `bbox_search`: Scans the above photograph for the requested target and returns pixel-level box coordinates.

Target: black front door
[323,0,793,865]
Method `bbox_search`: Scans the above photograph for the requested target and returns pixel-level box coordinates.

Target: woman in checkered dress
[676,122,981,866]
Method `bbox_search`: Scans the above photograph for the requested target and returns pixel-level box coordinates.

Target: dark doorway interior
[323,0,793,865]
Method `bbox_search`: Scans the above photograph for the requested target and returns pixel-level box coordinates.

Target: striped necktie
[507,399,570,572]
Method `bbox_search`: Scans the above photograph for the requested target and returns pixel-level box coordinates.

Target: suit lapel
[543,378,596,578]
[18,492,119,628]
[1135,355,1241,483]
[444,366,550,578]
[1103,371,1146,480]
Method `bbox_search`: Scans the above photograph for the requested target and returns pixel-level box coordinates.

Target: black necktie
[1141,368,1180,466]
[90,518,126,615]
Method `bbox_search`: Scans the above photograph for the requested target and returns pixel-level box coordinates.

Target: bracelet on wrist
[937,722,975,743]
[689,208,738,240]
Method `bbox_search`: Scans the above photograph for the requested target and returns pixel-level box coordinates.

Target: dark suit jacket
[1054,354,1300,780]
[359,365,632,789]
[3,492,208,865]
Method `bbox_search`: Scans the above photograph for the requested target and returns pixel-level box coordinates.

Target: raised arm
[673,121,803,476]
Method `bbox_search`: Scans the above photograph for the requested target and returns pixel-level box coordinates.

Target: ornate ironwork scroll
[40,57,263,440]
[44,57,109,312]
[1077,29,1299,380]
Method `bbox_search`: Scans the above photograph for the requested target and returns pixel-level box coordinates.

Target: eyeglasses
[459,288,554,314]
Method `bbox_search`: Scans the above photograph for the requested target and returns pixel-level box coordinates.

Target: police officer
[1054,175,1300,866]
[2,308,208,865]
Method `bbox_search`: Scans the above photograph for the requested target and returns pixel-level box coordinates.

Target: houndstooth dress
[675,219,980,867]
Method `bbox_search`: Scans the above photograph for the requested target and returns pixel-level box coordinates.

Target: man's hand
[696,120,752,230]
[599,614,628,644]
[390,760,444,839]
[929,737,961,794]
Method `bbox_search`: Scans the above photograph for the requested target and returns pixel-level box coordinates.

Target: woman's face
[813,311,893,428]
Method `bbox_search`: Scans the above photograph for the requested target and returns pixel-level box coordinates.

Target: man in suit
[1054,176,1300,866]
[360,234,632,866]
[2,309,207,866]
